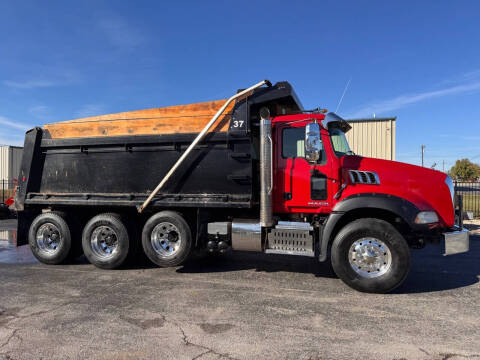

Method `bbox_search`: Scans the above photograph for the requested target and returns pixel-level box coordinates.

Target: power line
[421,145,425,167]
[335,77,352,113]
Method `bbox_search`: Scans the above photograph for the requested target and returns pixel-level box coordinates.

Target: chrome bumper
[443,227,470,255]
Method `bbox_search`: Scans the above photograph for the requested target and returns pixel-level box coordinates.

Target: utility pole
[443,160,445,172]
[421,145,425,167]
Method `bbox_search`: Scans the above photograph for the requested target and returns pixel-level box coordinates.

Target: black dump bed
[15,82,303,212]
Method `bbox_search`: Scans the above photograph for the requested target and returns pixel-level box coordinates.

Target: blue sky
[1,0,479,170]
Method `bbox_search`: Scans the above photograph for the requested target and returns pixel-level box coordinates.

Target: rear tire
[142,211,192,267]
[29,212,72,265]
[331,218,411,293]
[82,213,130,269]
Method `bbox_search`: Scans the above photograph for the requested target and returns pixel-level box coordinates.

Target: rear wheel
[82,213,131,269]
[142,211,192,267]
[29,212,72,265]
[331,218,411,293]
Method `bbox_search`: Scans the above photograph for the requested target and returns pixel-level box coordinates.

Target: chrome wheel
[90,226,119,259]
[36,223,61,254]
[348,237,392,278]
[151,222,182,258]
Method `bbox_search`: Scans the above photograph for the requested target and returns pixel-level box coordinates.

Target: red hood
[339,156,454,227]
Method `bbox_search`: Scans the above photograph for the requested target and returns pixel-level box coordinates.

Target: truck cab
[258,109,468,292]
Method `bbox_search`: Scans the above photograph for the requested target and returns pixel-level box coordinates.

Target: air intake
[349,170,380,185]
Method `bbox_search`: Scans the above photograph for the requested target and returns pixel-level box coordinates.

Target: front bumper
[443,226,469,255]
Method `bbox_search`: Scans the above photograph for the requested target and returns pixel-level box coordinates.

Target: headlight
[414,211,439,224]
[445,175,455,206]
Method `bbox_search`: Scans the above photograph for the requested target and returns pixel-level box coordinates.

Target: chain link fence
[1,179,16,204]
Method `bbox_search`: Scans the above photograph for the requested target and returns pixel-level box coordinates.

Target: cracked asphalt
[1,219,480,360]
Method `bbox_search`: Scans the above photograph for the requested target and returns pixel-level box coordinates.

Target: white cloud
[436,134,480,141]
[0,116,31,131]
[3,69,80,89]
[29,105,51,120]
[0,137,24,147]
[0,118,28,146]
[98,16,145,50]
[74,104,106,118]
[346,73,480,118]
[3,80,57,89]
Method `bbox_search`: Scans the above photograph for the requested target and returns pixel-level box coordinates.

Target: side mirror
[305,122,323,163]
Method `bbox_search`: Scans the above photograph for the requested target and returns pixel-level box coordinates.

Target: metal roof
[0,145,23,149]
[345,117,397,123]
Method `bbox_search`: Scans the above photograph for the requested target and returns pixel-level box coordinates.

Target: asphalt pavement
[0,219,479,360]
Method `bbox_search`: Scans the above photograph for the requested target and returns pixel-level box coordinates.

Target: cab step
[265,221,314,257]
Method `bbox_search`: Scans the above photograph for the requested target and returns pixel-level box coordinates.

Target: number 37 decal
[232,120,245,128]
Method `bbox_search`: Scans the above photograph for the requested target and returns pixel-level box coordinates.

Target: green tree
[449,159,480,181]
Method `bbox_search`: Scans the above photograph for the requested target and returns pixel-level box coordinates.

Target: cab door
[272,121,335,214]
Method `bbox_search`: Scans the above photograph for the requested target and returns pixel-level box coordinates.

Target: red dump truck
[14,80,469,293]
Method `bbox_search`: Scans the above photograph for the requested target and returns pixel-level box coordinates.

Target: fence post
[458,194,463,228]
[454,180,457,210]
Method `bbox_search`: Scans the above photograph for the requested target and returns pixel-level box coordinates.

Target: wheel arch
[319,194,420,262]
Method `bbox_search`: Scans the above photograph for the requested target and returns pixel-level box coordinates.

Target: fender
[319,193,421,261]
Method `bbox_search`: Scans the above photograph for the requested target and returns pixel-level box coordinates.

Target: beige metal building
[345,117,396,160]
[0,145,23,181]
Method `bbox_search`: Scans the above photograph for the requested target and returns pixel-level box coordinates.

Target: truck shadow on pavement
[394,242,479,294]
[177,237,480,294]
[2,232,478,294]
[178,251,338,278]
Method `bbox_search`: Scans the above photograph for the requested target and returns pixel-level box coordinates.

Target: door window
[282,127,305,158]
[282,126,325,163]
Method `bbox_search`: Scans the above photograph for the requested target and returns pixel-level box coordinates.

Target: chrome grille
[349,170,380,185]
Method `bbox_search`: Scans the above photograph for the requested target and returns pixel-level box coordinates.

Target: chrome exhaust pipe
[259,107,273,228]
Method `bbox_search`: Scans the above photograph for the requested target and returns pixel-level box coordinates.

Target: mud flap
[16,211,36,246]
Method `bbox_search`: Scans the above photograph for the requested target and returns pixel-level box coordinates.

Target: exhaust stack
[259,107,273,228]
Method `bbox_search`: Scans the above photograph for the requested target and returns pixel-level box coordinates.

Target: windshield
[329,128,353,157]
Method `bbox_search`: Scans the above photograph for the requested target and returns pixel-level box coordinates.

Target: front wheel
[331,218,411,293]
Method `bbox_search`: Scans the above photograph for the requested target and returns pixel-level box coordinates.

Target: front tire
[142,211,192,267]
[82,213,131,269]
[29,212,72,265]
[331,218,411,293]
